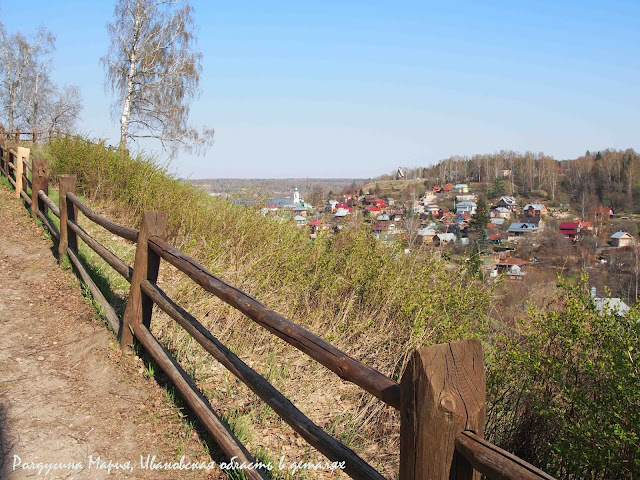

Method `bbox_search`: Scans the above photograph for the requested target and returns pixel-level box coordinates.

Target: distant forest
[382,149,639,216]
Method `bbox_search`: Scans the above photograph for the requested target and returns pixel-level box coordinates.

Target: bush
[487,274,640,479]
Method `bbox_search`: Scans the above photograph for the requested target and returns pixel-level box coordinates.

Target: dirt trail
[0,186,223,479]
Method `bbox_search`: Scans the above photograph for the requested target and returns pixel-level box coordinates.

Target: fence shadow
[0,403,14,479]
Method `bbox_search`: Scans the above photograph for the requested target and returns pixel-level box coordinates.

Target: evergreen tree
[493,176,506,198]
[470,198,490,230]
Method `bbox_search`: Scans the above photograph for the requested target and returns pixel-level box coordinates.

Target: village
[259,167,638,313]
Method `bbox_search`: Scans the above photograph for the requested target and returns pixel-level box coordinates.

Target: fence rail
[0,141,556,480]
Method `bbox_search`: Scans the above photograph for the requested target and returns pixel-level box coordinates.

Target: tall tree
[0,24,55,134]
[101,0,213,153]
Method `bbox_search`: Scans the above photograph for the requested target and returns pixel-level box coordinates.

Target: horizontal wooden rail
[132,323,270,480]
[38,190,60,217]
[36,209,60,241]
[19,189,32,205]
[148,236,401,410]
[8,176,16,188]
[67,218,133,282]
[67,247,121,335]
[455,431,556,480]
[23,159,31,170]
[8,161,15,170]
[141,279,385,480]
[67,192,139,242]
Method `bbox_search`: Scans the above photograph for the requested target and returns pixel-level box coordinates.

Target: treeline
[383,148,640,215]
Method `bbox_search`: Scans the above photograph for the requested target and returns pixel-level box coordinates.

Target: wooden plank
[120,211,166,350]
[67,218,132,282]
[67,192,139,242]
[38,190,60,217]
[58,175,77,258]
[141,279,386,480]
[399,340,485,480]
[36,209,60,241]
[147,236,401,410]
[66,247,120,335]
[132,323,270,480]
[30,158,49,218]
[455,431,556,480]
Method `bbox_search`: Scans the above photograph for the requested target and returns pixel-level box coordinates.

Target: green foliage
[488,273,640,479]
[469,198,490,230]
[492,176,506,198]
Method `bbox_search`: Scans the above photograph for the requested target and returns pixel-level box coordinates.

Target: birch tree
[101,0,213,153]
[0,24,55,133]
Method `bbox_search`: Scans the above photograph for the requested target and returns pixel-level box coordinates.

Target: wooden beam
[66,192,139,242]
[133,323,270,480]
[141,278,386,480]
[399,339,485,479]
[455,431,557,480]
[147,236,401,410]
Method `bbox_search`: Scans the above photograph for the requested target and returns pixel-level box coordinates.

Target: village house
[453,183,469,193]
[490,207,511,219]
[523,203,548,217]
[496,196,518,210]
[294,215,307,226]
[496,257,528,280]
[489,233,505,244]
[325,199,338,213]
[591,287,630,316]
[559,221,593,241]
[417,227,437,244]
[308,220,329,235]
[420,192,438,205]
[455,201,477,215]
[519,215,545,228]
[610,231,634,247]
[595,206,614,218]
[507,222,540,238]
[456,194,477,203]
[435,232,457,246]
[335,208,351,218]
[389,209,404,222]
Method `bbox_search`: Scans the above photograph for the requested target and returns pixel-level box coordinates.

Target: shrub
[487,274,640,479]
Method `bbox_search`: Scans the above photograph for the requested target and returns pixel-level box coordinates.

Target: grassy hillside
[46,136,490,476]
[43,136,640,479]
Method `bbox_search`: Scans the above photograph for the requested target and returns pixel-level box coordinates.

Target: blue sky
[1,0,638,178]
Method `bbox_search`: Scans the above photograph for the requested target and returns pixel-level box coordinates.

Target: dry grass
[44,136,493,478]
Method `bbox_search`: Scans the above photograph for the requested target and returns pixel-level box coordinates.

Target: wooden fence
[0,144,557,480]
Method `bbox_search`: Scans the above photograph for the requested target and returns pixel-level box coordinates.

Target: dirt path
[0,186,223,479]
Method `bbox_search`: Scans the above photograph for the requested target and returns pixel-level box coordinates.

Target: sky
[0,0,639,178]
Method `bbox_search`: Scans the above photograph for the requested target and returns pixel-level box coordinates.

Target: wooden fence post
[58,175,78,257]
[14,152,22,198]
[0,140,5,176]
[15,147,29,198]
[30,158,49,217]
[399,339,486,479]
[120,210,167,351]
